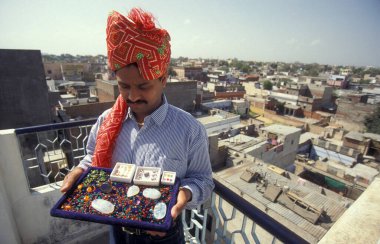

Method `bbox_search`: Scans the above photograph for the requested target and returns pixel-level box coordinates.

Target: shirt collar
[126,95,168,126]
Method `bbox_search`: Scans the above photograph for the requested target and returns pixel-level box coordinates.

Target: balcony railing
[4,120,306,243]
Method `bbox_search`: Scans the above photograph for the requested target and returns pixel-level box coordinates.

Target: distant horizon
[39,52,379,68]
[2,0,379,68]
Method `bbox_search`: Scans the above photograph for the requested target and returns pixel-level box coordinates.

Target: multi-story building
[173,66,203,81]
[94,78,198,113]
[0,49,53,129]
[343,131,380,162]
[219,124,301,169]
[327,75,349,89]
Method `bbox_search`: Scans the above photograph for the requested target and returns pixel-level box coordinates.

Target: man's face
[116,64,166,120]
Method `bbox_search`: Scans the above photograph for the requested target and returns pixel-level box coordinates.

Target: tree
[263,80,273,90]
[241,65,251,73]
[364,106,380,134]
[359,79,372,84]
[168,66,177,77]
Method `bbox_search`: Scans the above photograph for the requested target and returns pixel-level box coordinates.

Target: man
[60,7,214,244]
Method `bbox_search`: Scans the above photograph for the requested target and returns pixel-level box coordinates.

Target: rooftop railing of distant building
[14,120,306,244]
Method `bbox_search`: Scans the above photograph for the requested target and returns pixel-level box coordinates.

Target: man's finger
[60,167,83,193]
[146,230,166,237]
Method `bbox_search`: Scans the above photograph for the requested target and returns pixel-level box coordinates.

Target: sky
[0,0,379,67]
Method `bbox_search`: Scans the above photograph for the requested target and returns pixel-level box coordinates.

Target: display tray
[50,166,180,232]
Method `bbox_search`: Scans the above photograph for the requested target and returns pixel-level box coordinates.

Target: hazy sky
[1,0,379,67]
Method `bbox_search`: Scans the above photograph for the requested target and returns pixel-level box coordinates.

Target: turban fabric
[106,8,171,80]
[92,8,171,168]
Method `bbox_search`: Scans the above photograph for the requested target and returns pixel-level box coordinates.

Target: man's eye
[139,86,149,90]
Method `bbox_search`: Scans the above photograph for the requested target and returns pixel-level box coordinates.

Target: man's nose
[128,88,141,102]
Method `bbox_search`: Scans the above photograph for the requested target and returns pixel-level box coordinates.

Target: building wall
[249,128,301,168]
[61,63,90,81]
[342,138,368,153]
[0,49,52,129]
[202,116,241,135]
[214,91,245,99]
[208,134,228,169]
[64,102,114,119]
[232,100,249,115]
[173,67,185,79]
[262,111,305,128]
[269,91,298,105]
[44,63,63,80]
[95,79,118,102]
[165,81,197,111]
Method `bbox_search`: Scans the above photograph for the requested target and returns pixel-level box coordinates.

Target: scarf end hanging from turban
[92,95,128,168]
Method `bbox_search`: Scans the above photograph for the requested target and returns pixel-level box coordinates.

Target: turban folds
[106,8,171,80]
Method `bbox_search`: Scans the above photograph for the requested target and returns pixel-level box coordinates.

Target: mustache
[126,99,147,104]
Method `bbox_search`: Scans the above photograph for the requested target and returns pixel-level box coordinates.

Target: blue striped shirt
[78,96,214,208]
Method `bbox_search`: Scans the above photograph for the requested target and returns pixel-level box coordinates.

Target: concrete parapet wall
[0,130,108,244]
[263,112,305,128]
[318,178,380,244]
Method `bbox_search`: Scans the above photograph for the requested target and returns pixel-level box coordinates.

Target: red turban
[106,8,171,80]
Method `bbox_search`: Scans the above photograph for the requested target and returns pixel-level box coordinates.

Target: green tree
[241,65,251,73]
[359,79,372,84]
[364,107,380,134]
[168,66,177,77]
[263,80,273,90]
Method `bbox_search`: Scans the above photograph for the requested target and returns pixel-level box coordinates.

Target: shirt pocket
[161,158,186,178]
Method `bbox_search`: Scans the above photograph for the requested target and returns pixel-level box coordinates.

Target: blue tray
[50,166,180,231]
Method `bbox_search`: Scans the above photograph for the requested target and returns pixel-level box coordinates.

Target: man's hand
[60,167,84,193]
[146,187,192,237]
[171,187,192,220]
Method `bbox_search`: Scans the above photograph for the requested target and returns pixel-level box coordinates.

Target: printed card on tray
[110,162,136,183]
[133,166,162,186]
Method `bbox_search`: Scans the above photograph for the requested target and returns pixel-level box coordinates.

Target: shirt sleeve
[181,123,215,209]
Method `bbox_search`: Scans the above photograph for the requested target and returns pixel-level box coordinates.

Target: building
[218,124,301,169]
[343,131,380,162]
[266,84,334,118]
[197,109,241,135]
[94,78,197,113]
[164,80,197,112]
[213,153,353,243]
[173,66,203,81]
[327,75,349,89]
[0,49,53,129]
[214,85,246,99]
[295,137,376,199]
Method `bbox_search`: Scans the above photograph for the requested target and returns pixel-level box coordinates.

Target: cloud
[287,38,298,45]
[190,35,200,44]
[310,39,321,46]
[184,19,191,25]
[204,39,215,45]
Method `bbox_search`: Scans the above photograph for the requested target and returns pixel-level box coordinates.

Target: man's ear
[161,76,167,88]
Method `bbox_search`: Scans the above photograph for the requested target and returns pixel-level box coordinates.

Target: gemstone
[100,183,112,194]
[91,199,115,214]
[127,185,140,197]
[143,188,161,200]
[153,202,167,220]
